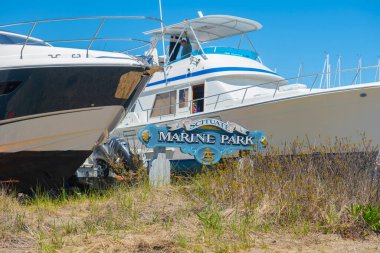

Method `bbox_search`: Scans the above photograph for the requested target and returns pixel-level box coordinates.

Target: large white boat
[0,16,161,190]
[112,14,380,162]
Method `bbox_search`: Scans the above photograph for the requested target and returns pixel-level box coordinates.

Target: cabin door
[192,84,204,113]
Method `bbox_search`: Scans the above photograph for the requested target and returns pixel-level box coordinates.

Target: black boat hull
[0,65,152,191]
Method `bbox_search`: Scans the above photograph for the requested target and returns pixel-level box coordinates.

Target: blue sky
[1,0,379,78]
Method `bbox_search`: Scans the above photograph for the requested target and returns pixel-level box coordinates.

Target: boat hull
[216,85,380,148]
[119,84,380,161]
[0,65,151,191]
[0,150,91,191]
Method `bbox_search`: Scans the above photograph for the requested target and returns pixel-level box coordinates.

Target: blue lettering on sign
[138,118,268,165]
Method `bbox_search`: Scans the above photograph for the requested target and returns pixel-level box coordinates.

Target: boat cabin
[123,15,285,127]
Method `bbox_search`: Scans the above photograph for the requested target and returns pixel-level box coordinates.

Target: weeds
[350,204,380,232]
[192,137,380,240]
[0,138,379,252]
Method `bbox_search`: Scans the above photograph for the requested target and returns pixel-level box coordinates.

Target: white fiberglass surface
[145,15,262,42]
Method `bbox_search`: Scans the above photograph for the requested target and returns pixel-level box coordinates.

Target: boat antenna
[158,0,165,59]
[158,0,168,85]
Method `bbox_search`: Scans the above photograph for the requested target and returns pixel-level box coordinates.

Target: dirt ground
[0,186,379,253]
[2,230,379,252]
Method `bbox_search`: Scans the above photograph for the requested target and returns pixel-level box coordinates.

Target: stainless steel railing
[129,64,380,124]
[0,16,163,59]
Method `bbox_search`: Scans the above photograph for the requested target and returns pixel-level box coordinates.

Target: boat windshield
[0,33,49,46]
[194,47,257,60]
[167,47,258,64]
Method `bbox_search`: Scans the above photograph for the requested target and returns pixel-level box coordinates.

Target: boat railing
[130,64,380,123]
[0,16,163,59]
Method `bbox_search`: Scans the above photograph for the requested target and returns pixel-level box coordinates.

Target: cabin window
[179,88,189,108]
[0,34,47,46]
[151,90,177,117]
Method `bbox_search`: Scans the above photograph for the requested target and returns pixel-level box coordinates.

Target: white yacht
[112,14,380,162]
[0,16,161,191]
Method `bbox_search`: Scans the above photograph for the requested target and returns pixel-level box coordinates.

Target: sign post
[149,147,171,187]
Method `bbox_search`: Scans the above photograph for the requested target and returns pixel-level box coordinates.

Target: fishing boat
[0,16,161,191]
[111,14,380,163]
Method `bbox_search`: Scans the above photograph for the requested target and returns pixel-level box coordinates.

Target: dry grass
[1,138,380,252]
[193,137,380,241]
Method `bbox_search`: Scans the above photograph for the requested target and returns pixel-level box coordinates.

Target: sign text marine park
[139,118,268,165]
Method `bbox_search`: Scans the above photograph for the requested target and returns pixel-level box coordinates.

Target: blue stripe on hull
[147,67,279,87]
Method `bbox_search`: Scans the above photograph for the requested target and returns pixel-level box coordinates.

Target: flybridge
[143,14,264,65]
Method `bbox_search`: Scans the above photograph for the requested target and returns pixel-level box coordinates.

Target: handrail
[0,16,163,59]
[20,22,36,59]
[87,18,105,58]
[12,37,152,46]
[134,64,380,120]
[0,16,162,28]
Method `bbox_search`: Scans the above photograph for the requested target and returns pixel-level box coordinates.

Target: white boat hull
[0,105,124,152]
[118,84,380,160]
[217,85,379,147]
[0,106,125,189]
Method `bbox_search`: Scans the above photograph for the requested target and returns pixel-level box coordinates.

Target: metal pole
[189,24,207,59]
[214,94,220,109]
[241,88,248,104]
[337,55,341,86]
[326,53,330,88]
[296,63,303,84]
[158,0,169,86]
[309,73,319,92]
[158,0,166,60]
[20,22,37,59]
[237,34,243,49]
[377,57,380,82]
[167,29,185,62]
[273,81,281,98]
[358,56,362,84]
[87,18,106,58]
[319,56,326,88]
[243,33,257,53]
